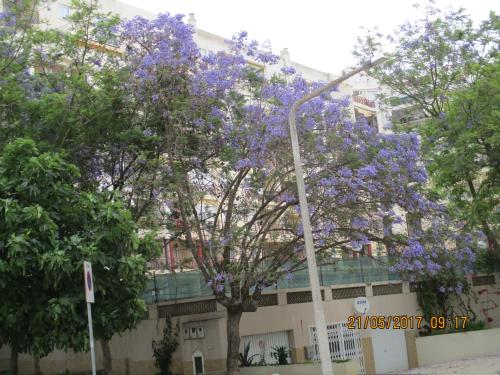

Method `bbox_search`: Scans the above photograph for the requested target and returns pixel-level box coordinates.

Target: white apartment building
[1,0,395,266]
[32,0,385,269]
[31,0,380,128]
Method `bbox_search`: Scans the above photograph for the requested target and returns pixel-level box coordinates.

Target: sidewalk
[397,354,500,374]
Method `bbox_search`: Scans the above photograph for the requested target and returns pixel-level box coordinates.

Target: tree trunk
[226,306,243,375]
[482,222,499,253]
[10,348,18,375]
[34,357,43,375]
[466,177,499,254]
[101,339,113,375]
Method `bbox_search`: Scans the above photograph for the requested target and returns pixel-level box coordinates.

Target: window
[58,4,70,19]
[200,203,216,227]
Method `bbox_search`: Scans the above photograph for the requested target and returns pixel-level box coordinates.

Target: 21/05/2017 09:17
[346,315,470,330]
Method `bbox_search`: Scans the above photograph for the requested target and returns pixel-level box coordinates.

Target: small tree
[152,315,180,375]
[0,138,159,374]
[354,4,499,254]
[418,58,499,261]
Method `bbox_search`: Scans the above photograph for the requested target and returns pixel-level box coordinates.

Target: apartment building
[2,2,477,375]
[29,0,387,273]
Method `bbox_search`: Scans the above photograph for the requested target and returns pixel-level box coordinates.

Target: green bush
[238,342,258,367]
[474,249,500,274]
[270,345,290,365]
[431,320,486,335]
[152,315,180,375]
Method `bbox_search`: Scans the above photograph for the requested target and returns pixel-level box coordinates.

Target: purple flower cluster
[207,272,230,293]
[114,13,481,302]
[280,66,296,75]
[121,13,199,83]
[351,217,369,230]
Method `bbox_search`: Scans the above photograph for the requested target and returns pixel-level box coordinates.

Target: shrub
[238,342,258,367]
[152,315,180,375]
[270,345,290,365]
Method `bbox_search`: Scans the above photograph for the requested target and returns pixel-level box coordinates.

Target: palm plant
[270,345,290,365]
[238,342,258,367]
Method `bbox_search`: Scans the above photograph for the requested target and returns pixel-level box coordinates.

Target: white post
[288,57,386,375]
[84,261,96,375]
[87,302,97,375]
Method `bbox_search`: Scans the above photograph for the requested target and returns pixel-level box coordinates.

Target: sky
[120,0,498,75]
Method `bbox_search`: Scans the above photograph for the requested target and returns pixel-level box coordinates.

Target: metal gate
[309,322,365,374]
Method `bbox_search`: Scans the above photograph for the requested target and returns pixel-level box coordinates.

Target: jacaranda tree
[121,13,476,374]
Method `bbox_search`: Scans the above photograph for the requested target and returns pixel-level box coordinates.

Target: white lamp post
[288,57,386,375]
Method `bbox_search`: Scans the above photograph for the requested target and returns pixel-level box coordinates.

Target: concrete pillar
[365,283,373,297]
[323,287,332,301]
[402,281,411,294]
[277,291,287,306]
[405,330,419,368]
[361,336,376,375]
[280,48,291,65]
[188,13,197,29]
[148,304,158,320]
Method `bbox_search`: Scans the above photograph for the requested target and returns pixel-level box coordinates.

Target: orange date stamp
[347,315,470,330]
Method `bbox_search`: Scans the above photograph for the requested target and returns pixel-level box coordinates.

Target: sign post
[84,261,97,375]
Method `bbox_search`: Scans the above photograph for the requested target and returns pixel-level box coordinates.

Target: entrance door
[194,355,203,374]
[371,329,409,373]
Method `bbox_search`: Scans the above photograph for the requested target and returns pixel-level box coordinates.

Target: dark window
[372,283,403,296]
[158,300,216,318]
[331,286,366,300]
[256,293,278,307]
[286,290,324,304]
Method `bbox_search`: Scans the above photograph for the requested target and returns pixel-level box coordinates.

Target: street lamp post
[288,57,386,375]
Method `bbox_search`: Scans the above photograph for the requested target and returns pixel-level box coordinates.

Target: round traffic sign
[87,271,92,291]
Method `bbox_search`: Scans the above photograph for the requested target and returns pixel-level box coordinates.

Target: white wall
[416,328,500,367]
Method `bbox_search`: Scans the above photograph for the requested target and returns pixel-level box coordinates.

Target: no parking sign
[83,261,97,375]
[83,261,94,303]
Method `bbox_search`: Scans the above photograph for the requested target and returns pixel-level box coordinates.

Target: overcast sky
[120,0,498,74]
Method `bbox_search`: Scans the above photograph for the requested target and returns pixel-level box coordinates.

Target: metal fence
[140,256,399,304]
[242,330,291,365]
[309,322,365,374]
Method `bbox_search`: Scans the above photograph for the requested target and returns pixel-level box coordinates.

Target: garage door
[372,329,409,373]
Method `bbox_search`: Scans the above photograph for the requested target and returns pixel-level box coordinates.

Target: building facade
[2,273,500,374]
[2,2,490,375]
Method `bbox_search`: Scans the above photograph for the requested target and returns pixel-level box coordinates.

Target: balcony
[353,95,375,108]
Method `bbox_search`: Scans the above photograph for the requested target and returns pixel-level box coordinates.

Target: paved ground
[396,354,500,374]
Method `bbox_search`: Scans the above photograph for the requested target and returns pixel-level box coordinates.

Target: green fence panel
[141,257,400,303]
